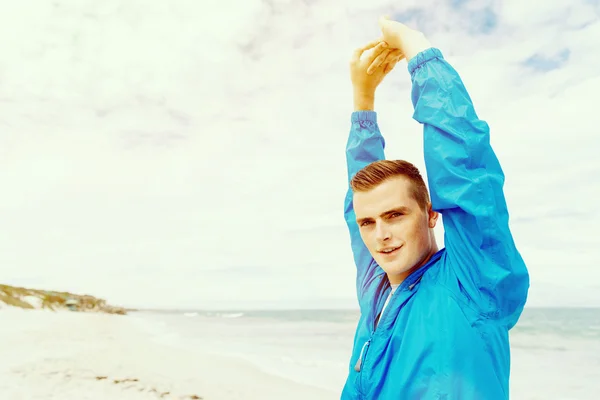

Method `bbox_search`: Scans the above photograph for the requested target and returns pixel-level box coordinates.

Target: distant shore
[0,284,130,315]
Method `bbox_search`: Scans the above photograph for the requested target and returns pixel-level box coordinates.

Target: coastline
[2,300,600,399]
[0,307,334,400]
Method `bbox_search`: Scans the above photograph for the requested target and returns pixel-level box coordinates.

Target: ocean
[129,307,600,399]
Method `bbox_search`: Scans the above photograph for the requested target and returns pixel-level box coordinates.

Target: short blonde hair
[350,159,430,210]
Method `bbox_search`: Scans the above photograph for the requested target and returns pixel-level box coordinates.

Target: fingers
[391,49,405,63]
[367,48,392,75]
[366,42,388,62]
[368,49,402,75]
[383,56,399,74]
[380,50,404,74]
[351,39,385,63]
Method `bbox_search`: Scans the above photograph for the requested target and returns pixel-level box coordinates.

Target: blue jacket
[341,48,530,399]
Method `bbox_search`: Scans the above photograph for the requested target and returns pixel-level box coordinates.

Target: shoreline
[3,306,600,399]
[0,307,334,400]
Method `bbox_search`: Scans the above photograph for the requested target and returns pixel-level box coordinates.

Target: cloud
[521,49,571,72]
[395,0,499,36]
[1,0,599,309]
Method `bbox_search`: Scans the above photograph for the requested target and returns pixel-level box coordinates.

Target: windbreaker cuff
[408,48,444,75]
[351,111,377,123]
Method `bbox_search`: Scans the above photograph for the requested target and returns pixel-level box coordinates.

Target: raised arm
[408,49,529,325]
[377,17,530,325]
[344,112,385,305]
[344,40,403,306]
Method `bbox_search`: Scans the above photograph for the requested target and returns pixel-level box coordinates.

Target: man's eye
[360,221,372,227]
[391,212,403,218]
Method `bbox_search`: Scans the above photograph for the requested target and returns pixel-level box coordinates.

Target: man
[341,17,530,399]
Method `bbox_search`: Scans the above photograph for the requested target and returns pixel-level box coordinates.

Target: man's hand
[377,16,432,62]
[350,39,403,111]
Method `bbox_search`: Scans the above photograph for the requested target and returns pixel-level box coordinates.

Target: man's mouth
[379,246,401,255]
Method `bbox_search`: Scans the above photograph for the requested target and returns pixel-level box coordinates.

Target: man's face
[353,176,438,284]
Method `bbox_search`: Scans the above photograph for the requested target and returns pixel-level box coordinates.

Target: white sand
[0,308,334,400]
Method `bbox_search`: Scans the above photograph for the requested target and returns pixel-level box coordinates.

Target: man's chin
[379,262,411,278]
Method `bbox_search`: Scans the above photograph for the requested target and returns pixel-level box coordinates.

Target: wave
[219,312,244,319]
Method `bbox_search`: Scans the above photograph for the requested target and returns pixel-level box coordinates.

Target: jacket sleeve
[344,111,386,306]
[408,48,530,326]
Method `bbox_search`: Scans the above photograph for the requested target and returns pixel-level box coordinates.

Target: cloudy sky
[1,0,598,310]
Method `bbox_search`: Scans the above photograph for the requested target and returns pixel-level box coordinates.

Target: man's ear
[427,203,439,228]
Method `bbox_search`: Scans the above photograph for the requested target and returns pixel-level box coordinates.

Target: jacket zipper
[355,329,374,398]
[355,277,422,378]
[355,292,389,396]
[353,268,429,397]
[354,337,371,372]
[355,279,392,373]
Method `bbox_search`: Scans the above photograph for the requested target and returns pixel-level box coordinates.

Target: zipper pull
[354,339,370,372]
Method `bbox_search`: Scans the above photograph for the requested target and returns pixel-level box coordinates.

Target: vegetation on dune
[0,284,129,315]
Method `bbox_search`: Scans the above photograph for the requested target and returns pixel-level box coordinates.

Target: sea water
[130,307,600,399]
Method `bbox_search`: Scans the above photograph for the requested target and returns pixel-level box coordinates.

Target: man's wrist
[353,90,375,111]
[404,38,433,62]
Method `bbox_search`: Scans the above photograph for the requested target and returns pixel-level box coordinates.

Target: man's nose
[375,222,391,242]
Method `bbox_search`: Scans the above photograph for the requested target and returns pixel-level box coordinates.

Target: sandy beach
[0,308,334,400]
[2,306,599,399]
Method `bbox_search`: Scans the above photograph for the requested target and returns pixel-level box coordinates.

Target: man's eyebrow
[381,206,410,216]
[356,206,410,223]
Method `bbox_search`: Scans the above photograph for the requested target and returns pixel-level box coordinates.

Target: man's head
[351,160,439,284]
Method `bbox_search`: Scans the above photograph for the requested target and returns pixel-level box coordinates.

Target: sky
[0,0,599,310]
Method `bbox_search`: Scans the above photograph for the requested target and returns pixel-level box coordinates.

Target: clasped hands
[350,16,432,106]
